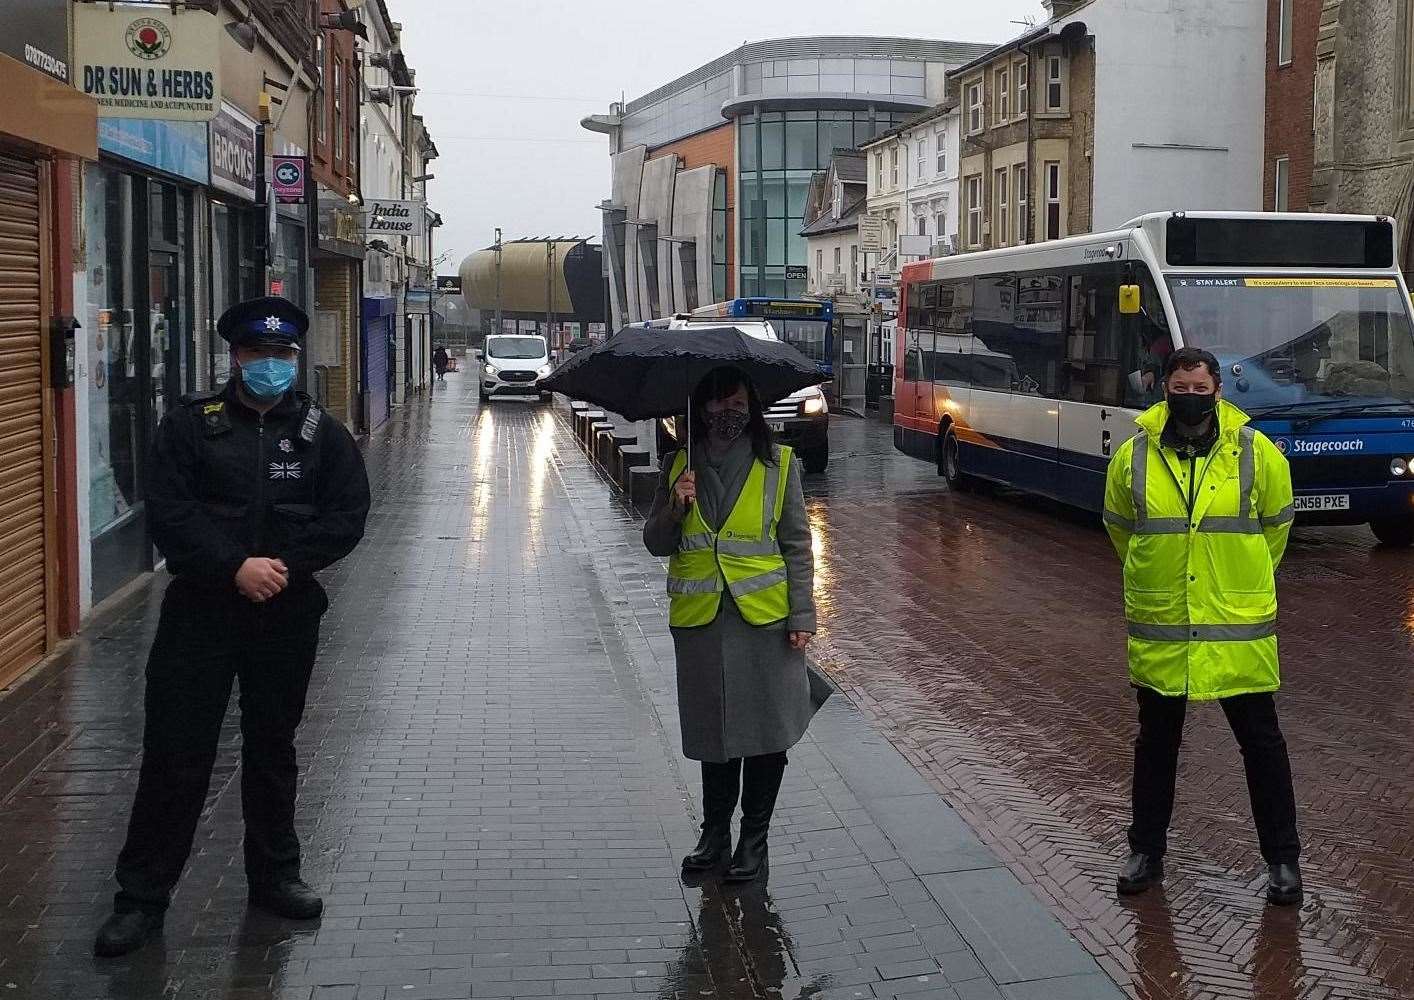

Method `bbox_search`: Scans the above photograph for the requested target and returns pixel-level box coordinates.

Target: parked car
[477,335,552,403]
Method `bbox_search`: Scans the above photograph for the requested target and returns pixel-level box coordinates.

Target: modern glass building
[583,38,992,326]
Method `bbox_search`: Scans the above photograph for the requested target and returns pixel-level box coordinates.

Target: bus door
[1055,269,1149,509]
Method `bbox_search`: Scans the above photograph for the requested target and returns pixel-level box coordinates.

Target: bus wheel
[938,427,969,490]
[1371,516,1414,547]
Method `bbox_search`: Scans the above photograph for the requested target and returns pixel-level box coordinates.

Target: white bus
[894,211,1414,545]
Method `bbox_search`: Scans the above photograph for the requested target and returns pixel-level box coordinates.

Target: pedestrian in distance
[433,343,450,381]
[643,366,829,884]
[1102,347,1302,906]
[93,296,372,958]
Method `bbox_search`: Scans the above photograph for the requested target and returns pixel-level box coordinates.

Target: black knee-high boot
[682,759,740,871]
[724,753,786,883]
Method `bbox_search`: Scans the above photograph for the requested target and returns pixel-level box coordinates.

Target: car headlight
[803,396,828,416]
[1394,458,1409,477]
[484,364,496,375]
[537,365,552,378]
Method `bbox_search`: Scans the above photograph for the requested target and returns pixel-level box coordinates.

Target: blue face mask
[240,357,298,399]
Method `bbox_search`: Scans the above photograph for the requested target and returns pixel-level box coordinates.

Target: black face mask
[1167,391,1217,427]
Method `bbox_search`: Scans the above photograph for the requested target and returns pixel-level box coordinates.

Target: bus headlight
[1393,458,1408,477]
[803,396,828,416]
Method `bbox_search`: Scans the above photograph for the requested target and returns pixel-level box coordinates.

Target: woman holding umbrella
[643,366,824,884]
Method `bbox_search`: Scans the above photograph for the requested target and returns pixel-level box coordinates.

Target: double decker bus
[894,211,1414,545]
[694,298,835,377]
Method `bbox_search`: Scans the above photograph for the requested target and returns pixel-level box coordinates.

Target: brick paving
[0,378,1113,1000]
[804,417,1413,1000]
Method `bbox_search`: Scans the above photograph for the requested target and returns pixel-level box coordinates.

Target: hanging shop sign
[317,190,365,257]
[5,0,70,83]
[364,199,426,238]
[272,155,308,203]
[208,102,257,202]
[75,5,220,121]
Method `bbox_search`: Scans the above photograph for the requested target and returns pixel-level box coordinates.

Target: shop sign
[317,192,363,248]
[784,265,809,280]
[272,155,308,203]
[98,117,208,185]
[75,5,220,121]
[436,275,462,294]
[208,102,257,202]
[4,0,70,83]
[860,214,884,253]
[364,199,425,238]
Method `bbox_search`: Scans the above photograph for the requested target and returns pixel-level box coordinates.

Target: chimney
[1042,0,1081,18]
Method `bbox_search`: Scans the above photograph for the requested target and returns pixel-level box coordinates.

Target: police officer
[94,297,371,957]
[1103,347,1301,906]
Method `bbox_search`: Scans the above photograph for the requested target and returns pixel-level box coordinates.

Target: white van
[477,335,552,403]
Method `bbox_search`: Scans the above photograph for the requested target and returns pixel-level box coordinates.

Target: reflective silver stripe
[1261,505,1295,527]
[679,532,715,552]
[730,565,789,596]
[1131,433,1148,531]
[1127,620,1277,642]
[1103,510,1134,532]
[667,576,723,596]
[1196,515,1262,535]
[1134,517,1189,535]
[1238,426,1256,520]
[718,539,779,557]
[761,460,782,536]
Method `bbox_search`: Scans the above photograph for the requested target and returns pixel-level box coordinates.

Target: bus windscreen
[1166,217,1394,269]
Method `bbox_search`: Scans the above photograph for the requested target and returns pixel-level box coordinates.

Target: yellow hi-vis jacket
[1103,399,1294,701]
[666,446,794,628]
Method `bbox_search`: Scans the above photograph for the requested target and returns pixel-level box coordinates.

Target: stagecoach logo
[125,18,172,60]
[1275,437,1367,456]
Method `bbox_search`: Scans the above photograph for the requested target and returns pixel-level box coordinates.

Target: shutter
[0,152,47,688]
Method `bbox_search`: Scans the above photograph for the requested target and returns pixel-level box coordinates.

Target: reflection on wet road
[806,415,1413,999]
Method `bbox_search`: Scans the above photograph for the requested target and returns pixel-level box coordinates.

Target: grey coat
[643,438,826,762]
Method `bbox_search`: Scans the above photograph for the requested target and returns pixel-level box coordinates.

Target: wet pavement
[0,376,1118,1000]
[806,415,1414,1000]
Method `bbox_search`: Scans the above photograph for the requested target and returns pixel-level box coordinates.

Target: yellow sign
[1243,278,1398,289]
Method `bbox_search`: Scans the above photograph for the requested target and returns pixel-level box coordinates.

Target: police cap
[217,296,308,351]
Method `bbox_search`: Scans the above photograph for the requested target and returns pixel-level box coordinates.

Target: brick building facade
[1264,0,1321,211]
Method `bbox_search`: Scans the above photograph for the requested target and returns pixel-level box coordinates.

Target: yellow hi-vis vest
[1103,399,1294,701]
[666,446,794,628]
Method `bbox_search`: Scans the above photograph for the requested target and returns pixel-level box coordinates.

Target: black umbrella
[542,324,825,419]
[541,324,826,465]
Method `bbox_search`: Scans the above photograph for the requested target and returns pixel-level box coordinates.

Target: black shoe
[1117,852,1164,895]
[682,824,732,871]
[94,910,164,957]
[723,826,768,883]
[249,878,324,919]
[1266,863,1303,906]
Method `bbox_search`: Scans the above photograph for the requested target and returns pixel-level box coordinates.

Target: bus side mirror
[1118,285,1141,315]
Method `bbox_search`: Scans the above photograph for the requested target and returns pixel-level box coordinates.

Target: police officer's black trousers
[1128,688,1300,866]
[113,582,324,914]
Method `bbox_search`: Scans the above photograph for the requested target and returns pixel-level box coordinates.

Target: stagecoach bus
[694,298,835,377]
[894,211,1414,545]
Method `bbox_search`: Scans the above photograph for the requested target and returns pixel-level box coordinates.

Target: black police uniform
[107,297,370,921]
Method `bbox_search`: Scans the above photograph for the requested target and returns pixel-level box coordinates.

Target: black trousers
[113,581,326,914]
[1129,687,1300,865]
[701,752,788,829]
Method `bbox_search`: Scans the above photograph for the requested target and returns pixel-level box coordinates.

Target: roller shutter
[0,152,48,688]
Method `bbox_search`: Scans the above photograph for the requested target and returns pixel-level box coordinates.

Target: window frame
[1274,156,1291,212]
[936,130,946,175]
[995,67,1010,125]
[917,137,926,180]
[890,145,899,188]
[875,151,884,190]
[1015,164,1028,244]
[332,58,345,161]
[966,80,983,135]
[1278,0,1293,67]
[1044,161,1062,240]
[966,174,983,248]
[994,166,1009,248]
[1045,54,1065,113]
[1016,59,1029,115]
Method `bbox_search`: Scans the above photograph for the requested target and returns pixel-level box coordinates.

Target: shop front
[83,119,206,605]
[0,46,97,687]
[313,189,364,429]
[362,295,396,432]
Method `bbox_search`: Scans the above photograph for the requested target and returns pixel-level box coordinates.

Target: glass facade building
[738,109,909,298]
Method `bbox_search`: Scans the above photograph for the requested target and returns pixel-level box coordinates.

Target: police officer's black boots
[1116,852,1164,895]
[1266,862,1303,906]
[682,760,740,871]
[724,753,787,884]
[94,910,163,957]
[249,878,324,919]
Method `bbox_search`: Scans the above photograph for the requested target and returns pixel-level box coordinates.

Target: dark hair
[1163,346,1222,386]
[691,366,775,465]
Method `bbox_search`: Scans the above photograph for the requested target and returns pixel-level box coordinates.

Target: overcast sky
[395,0,1045,273]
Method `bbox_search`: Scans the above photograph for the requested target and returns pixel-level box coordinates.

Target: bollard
[617,446,652,490]
[590,422,615,466]
[629,464,660,512]
[578,411,605,449]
